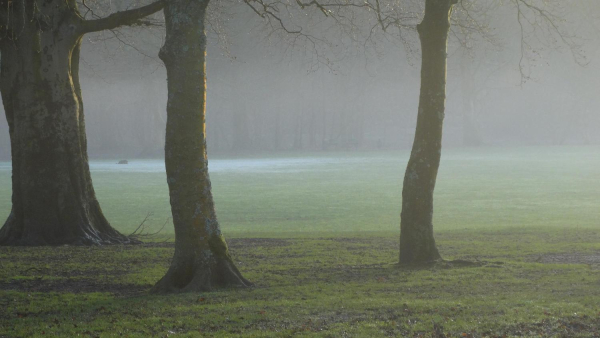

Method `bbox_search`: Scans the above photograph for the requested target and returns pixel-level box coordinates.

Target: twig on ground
[129,212,170,241]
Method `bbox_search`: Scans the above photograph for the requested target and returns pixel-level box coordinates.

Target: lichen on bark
[0,0,164,246]
[398,0,457,266]
[151,0,250,293]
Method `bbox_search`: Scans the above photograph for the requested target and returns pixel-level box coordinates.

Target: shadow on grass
[0,278,148,296]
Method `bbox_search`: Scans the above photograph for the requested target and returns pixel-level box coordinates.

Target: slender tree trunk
[152,0,251,293]
[399,0,457,265]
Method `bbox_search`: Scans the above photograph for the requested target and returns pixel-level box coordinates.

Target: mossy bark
[0,0,163,246]
[151,0,251,293]
[0,2,129,245]
[399,0,457,266]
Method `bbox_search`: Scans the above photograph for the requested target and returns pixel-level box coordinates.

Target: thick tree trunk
[0,8,130,246]
[152,0,251,293]
[399,0,457,266]
[0,0,163,246]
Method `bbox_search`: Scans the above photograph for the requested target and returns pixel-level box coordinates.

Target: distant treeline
[2,10,600,161]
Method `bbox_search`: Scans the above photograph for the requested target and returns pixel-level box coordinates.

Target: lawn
[2,146,600,235]
[0,146,599,337]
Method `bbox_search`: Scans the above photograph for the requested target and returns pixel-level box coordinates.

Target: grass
[3,146,600,235]
[1,230,599,337]
[1,146,600,337]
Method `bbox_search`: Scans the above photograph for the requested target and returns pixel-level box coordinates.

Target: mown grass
[3,146,600,235]
[1,146,600,336]
[1,228,599,337]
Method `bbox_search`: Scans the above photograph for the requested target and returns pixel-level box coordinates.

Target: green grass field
[1,146,599,337]
[2,146,600,236]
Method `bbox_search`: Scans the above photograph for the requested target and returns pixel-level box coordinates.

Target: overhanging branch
[80,0,165,34]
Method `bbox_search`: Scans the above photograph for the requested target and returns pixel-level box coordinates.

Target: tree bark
[152,0,251,293]
[399,0,457,266]
[0,0,163,246]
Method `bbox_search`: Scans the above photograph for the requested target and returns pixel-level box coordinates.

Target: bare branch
[129,212,170,240]
[129,212,154,237]
[80,0,164,34]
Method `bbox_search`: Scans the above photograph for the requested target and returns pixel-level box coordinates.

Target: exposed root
[0,212,139,246]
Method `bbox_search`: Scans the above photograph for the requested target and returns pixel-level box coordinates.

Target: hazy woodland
[2,1,600,336]
[1,2,599,159]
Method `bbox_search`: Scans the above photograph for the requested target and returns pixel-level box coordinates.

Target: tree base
[0,211,138,246]
[397,257,443,268]
[151,253,252,293]
[398,238,442,267]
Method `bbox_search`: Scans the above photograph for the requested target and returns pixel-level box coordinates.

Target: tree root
[0,218,138,246]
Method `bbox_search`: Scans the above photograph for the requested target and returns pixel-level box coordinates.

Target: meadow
[1,146,599,337]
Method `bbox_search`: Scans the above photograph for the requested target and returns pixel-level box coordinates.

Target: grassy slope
[1,146,600,337]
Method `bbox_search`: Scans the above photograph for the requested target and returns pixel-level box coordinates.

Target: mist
[4,0,600,335]
[2,3,599,160]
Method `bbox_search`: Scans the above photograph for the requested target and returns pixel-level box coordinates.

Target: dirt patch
[531,252,600,268]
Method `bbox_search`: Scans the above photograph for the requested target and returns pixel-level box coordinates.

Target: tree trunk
[0,7,130,246]
[152,0,251,293]
[0,0,164,246]
[399,0,457,265]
